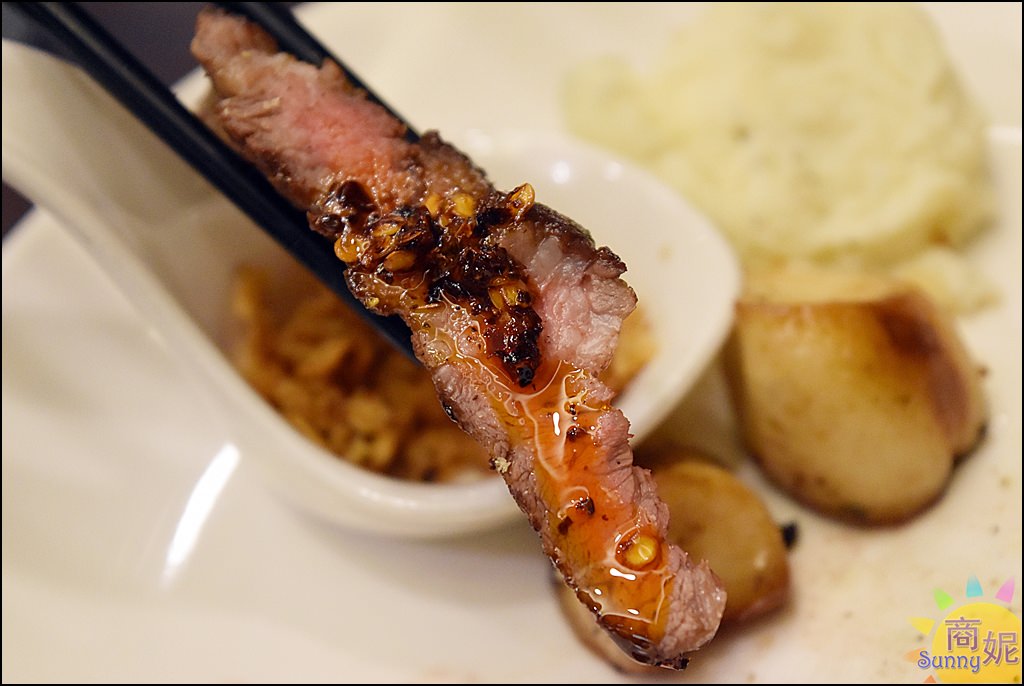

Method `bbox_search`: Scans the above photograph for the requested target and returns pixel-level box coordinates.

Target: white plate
[2,3,1021,682]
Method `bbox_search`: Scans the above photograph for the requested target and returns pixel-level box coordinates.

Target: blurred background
[2,2,292,238]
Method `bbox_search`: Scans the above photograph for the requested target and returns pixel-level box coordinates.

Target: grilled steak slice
[193,8,725,667]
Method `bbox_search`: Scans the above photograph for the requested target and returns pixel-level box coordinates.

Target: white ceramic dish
[2,3,1020,682]
[0,37,737,536]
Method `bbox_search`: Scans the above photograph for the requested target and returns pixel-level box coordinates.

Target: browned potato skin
[726,266,987,524]
[652,459,790,624]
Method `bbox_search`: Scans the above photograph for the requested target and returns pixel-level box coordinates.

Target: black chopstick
[5,1,415,357]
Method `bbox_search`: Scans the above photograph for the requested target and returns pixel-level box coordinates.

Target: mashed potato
[564,3,995,309]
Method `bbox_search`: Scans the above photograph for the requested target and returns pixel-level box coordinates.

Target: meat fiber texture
[193,8,724,667]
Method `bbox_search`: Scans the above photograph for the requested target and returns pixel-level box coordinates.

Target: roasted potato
[651,457,790,623]
[555,454,790,673]
[726,264,987,524]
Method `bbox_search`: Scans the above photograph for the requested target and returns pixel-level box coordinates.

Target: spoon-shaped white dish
[1,38,739,537]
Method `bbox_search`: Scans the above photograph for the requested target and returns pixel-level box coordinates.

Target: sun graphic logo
[907,576,1021,683]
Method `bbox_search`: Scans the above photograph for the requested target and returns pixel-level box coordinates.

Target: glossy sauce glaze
[325,180,681,660]
[424,336,680,663]
[504,360,678,662]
